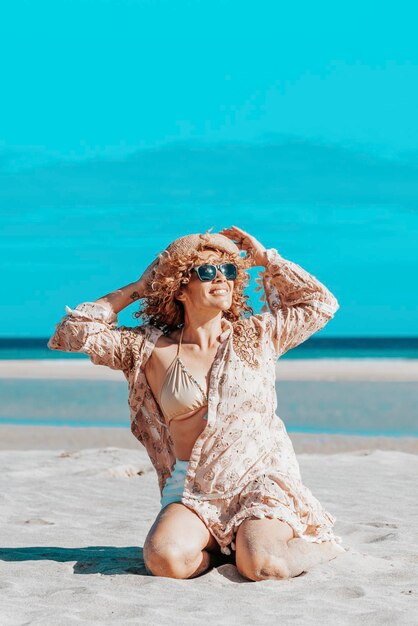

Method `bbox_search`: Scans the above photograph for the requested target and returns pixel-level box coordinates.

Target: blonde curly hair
[134,240,256,334]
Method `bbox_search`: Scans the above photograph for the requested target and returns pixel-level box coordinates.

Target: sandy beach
[1,445,417,625]
[1,358,417,624]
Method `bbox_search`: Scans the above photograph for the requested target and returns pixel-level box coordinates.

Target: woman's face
[177,249,235,313]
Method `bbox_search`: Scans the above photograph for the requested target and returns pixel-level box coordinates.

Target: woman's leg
[235,517,344,581]
[143,502,221,579]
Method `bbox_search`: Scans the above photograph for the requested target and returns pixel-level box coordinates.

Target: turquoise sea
[0,378,417,438]
[2,336,418,360]
[3,198,418,437]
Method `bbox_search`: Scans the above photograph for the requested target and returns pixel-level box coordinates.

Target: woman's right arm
[47,258,160,372]
[94,277,146,315]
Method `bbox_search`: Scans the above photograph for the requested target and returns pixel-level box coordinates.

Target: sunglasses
[193,263,237,282]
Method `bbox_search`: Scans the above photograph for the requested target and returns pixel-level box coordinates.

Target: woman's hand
[138,257,160,288]
[219,226,268,267]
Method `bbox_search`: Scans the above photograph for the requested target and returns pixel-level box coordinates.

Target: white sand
[2,357,418,381]
[1,359,417,622]
[1,445,417,625]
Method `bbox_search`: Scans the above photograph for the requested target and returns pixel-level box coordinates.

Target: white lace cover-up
[48,248,343,555]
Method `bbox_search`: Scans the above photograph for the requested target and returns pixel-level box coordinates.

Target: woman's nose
[214,269,226,281]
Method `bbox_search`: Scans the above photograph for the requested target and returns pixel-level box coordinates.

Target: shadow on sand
[0,545,235,577]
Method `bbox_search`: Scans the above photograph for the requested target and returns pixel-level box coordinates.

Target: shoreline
[1,424,417,454]
[1,357,418,381]
[2,358,417,454]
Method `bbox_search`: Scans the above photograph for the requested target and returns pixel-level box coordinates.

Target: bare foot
[285,538,346,577]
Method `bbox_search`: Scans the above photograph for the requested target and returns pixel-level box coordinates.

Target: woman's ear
[176,279,189,301]
[175,289,185,302]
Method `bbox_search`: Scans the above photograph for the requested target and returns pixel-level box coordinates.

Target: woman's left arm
[220,226,340,358]
[254,247,339,357]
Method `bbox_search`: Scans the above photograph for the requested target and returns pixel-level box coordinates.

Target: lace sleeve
[47,301,147,372]
[254,248,340,358]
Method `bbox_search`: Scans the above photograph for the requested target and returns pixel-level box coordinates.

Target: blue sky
[1,0,417,337]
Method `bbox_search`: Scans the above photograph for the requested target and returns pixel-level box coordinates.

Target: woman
[48,225,346,581]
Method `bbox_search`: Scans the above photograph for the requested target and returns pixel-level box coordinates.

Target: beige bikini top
[158,326,208,424]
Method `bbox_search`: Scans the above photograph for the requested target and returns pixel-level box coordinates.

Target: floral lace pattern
[48,248,342,555]
[231,318,263,368]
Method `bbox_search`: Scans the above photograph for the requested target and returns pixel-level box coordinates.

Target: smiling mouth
[210,288,229,295]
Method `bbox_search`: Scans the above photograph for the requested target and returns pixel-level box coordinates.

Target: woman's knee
[143,539,200,579]
[236,551,291,581]
[235,516,294,581]
[142,502,216,578]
